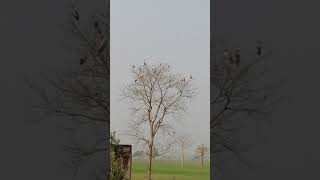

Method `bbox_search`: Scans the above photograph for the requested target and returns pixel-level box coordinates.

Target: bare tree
[195,144,209,168]
[211,41,281,176]
[28,1,110,179]
[176,134,193,168]
[123,62,196,180]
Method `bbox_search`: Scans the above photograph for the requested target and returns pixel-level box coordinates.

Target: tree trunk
[181,149,184,168]
[201,153,204,168]
[147,139,154,180]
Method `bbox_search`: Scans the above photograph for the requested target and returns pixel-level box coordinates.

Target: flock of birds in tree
[131,62,192,83]
[72,7,107,66]
[223,40,263,67]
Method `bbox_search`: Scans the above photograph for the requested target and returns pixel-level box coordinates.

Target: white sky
[110,0,210,154]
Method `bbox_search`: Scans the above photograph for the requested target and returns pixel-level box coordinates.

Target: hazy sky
[110,0,210,153]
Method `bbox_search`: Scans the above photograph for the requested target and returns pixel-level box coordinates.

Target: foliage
[194,144,209,168]
[110,131,125,180]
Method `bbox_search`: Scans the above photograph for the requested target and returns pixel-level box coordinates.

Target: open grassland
[131,160,210,180]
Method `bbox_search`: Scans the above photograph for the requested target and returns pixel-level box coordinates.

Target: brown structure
[115,145,132,180]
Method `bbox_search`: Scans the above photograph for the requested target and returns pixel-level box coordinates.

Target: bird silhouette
[80,56,87,65]
[132,65,135,68]
[190,75,192,79]
[135,79,137,82]
[256,40,262,56]
[94,21,99,29]
[73,9,80,21]
[94,21,103,37]
[144,61,147,66]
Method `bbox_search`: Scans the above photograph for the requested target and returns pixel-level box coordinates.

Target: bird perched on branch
[93,20,103,35]
[72,8,80,21]
[94,20,99,29]
[80,56,87,65]
[256,40,263,57]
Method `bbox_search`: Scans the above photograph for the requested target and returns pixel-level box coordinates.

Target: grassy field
[131,159,210,180]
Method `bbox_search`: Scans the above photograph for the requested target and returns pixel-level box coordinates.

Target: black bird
[235,49,240,67]
[94,21,99,29]
[144,61,147,66]
[72,9,80,21]
[190,75,192,79]
[135,79,137,82]
[94,21,102,35]
[80,56,87,65]
[256,40,262,56]
[132,65,135,68]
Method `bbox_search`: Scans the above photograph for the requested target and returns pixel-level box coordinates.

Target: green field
[131,160,210,180]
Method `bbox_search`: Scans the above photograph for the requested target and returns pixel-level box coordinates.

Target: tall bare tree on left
[27,1,110,179]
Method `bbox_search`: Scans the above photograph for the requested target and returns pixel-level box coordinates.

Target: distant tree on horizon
[176,134,193,168]
[194,144,209,168]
